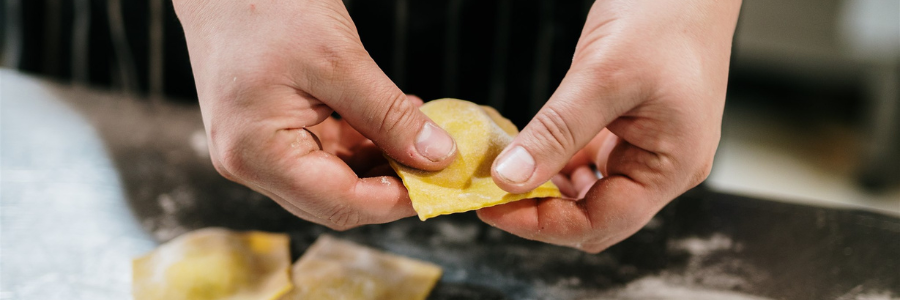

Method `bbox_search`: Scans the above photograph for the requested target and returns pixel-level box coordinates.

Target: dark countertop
[2,69,898,299]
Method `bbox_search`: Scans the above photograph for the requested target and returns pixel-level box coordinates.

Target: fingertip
[361,164,397,178]
[475,209,497,226]
[353,176,417,222]
[378,120,459,172]
[476,199,540,232]
[579,245,605,254]
[406,94,424,107]
[560,148,593,176]
[409,121,458,170]
[594,132,618,177]
[491,145,542,194]
[551,174,578,198]
[570,166,600,199]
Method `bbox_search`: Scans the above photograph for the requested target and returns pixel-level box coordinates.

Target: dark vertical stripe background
[5,0,592,127]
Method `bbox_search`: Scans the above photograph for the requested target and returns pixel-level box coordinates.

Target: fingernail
[416,122,455,162]
[495,146,535,183]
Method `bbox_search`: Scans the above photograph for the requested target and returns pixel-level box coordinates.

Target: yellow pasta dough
[389,98,562,220]
[280,235,442,300]
[133,228,293,300]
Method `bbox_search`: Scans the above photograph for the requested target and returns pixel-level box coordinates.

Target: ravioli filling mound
[132,228,293,300]
[389,98,562,220]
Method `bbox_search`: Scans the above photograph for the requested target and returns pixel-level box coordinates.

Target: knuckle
[376,93,417,133]
[576,59,630,86]
[572,59,643,107]
[325,205,363,231]
[315,45,344,80]
[309,43,364,82]
[689,157,714,187]
[531,107,578,156]
[207,124,252,182]
[215,144,249,182]
[210,156,237,182]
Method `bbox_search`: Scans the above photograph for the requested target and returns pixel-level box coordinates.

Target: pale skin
[174,0,741,252]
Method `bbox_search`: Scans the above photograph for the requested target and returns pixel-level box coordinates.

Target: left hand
[479,0,742,252]
[174,0,457,230]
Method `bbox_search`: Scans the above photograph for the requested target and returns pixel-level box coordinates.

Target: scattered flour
[837,285,900,300]
[189,130,209,158]
[563,233,768,299]
[158,194,177,214]
[432,221,480,244]
[149,187,196,241]
[591,276,774,300]
[666,234,766,292]
[669,233,733,256]
[853,292,900,300]
[150,217,188,242]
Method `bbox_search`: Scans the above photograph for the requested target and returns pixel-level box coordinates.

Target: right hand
[174,0,457,230]
[480,0,740,252]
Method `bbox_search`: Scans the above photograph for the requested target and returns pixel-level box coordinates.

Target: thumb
[492,66,638,193]
[305,50,457,171]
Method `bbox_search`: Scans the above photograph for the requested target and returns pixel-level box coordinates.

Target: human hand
[480,0,741,252]
[174,0,457,230]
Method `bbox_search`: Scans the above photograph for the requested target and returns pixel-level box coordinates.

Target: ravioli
[133,228,293,300]
[389,98,562,220]
[280,235,442,300]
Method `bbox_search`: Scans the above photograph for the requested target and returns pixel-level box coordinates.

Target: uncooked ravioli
[388,99,562,220]
[132,228,292,300]
[280,235,442,300]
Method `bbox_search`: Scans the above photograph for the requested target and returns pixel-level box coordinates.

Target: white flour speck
[670,233,732,256]
[158,194,176,214]
[432,221,479,244]
[836,285,900,300]
[591,276,774,300]
[189,130,209,158]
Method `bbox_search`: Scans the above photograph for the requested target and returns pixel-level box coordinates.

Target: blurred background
[2,0,898,214]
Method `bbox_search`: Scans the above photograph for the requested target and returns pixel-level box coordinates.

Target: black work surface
[31,73,899,300]
[131,183,900,300]
[85,103,900,300]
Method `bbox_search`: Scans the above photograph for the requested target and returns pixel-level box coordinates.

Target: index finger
[245,128,416,230]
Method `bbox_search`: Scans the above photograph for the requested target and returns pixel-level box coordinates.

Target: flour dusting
[592,276,773,300]
[189,130,209,158]
[669,233,733,256]
[432,221,479,244]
